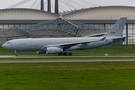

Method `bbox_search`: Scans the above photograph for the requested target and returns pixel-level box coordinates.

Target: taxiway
[0,59,135,63]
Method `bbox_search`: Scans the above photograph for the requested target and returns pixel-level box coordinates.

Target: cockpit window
[7,42,10,44]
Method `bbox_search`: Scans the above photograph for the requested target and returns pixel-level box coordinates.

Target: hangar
[0,1,135,45]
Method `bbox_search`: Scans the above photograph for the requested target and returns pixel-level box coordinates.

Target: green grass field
[0,45,135,56]
[0,45,135,60]
[0,45,135,90]
[0,62,135,90]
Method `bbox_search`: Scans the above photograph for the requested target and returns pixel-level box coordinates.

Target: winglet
[104,17,127,37]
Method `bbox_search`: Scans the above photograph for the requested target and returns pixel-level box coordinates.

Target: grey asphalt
[0,59,135,63]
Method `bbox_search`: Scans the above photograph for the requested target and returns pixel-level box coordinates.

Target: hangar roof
[63,6,135,20]
[0,8,58,20]
[63,6,135,16]
[1,6,135,24]
[1,6,135,21]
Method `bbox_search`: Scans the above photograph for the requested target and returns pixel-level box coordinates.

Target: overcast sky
[0,0,135,9]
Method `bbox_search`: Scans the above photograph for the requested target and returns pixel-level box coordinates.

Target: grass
[0,45,135,56]
[0,62,135,90]
[73,45,135,56]
[0,45,135,90]
[0,45,135,60]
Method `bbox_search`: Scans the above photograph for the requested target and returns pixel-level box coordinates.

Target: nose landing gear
[15,50,19,56]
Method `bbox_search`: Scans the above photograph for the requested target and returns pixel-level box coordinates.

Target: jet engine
[46,47,63,54]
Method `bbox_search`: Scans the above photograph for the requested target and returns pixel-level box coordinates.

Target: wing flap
[84,33,106,37]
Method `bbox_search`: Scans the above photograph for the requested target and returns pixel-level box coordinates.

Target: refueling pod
[46,47,63,54]
[37,47,63,54]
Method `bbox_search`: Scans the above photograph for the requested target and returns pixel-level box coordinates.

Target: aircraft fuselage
[2,37,115,51]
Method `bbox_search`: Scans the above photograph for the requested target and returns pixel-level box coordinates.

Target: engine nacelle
[37,51,46,54]
[46,47,63,54]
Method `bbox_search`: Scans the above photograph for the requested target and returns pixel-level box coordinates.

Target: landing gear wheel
[58,52,73,56]
[65,52,69,56]
[58,52,63,56]
[68,52,72,56]
[15,53,19,56]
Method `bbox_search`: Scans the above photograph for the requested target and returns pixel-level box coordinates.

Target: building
[0,6,135,44]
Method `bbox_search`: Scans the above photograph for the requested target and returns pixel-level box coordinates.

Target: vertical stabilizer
[104,17,127,37]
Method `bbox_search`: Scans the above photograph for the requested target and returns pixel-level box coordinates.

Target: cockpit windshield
[7,42,10,44]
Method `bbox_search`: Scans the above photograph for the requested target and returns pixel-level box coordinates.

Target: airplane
[2,17,127,56]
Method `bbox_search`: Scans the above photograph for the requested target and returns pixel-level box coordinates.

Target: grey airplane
[2,17,127,56]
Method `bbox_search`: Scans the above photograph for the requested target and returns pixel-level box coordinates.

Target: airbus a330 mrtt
[2,17,127,56]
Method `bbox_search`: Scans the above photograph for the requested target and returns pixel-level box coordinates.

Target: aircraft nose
[2,43,14,50]
[2,44,6,48]
[2,43,9,49]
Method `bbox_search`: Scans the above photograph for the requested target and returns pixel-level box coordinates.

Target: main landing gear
[58,52,73,56]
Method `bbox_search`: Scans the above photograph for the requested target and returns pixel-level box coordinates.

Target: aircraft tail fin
[104,17,127,37]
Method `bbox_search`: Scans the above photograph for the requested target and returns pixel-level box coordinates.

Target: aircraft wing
[46,37,105,49]
[84,33,106,37]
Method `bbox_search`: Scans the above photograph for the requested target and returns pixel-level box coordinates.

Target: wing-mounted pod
[37,46,63,54]
[46,47,63,54]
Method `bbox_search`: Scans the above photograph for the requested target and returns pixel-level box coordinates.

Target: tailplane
[104,17,127,37]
